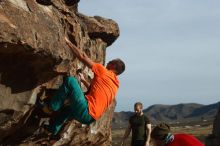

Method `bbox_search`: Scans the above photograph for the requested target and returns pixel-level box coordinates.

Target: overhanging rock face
[0,0,119,145]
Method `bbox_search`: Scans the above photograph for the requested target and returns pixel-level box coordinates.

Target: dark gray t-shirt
[129,114,151,141]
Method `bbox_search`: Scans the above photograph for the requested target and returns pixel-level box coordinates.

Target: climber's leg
[62,76,95,124]
[46,76,94,135]
[48,76,82,111]
[46,106,72,135]
[46,102,94,135]
[46,100,94,135]
[68,93,95,124]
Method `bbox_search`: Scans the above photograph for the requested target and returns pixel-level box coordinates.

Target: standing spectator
[121,102,151,146]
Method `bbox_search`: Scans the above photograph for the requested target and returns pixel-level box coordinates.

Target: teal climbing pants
[47,76,95,135]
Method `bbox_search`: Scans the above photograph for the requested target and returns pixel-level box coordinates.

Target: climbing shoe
[42,105,53,115]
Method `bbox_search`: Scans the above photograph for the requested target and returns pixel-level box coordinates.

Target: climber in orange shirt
[41,37,125,136]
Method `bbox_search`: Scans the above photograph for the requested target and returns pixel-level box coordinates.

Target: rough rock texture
[206,107,220,146]
[0,0,119,145]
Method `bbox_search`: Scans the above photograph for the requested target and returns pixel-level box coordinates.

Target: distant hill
[112,102,220,128]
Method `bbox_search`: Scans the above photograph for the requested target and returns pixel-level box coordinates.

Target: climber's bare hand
[65,37,75,48]
[78,73,85,81]
[64,36,70,43]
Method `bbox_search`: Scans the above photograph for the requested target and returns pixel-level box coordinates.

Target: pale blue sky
[79,0,220,111]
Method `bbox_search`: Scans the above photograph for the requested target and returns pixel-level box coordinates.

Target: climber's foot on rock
[42,105,53,115]
[49,135,60,143]
[39,124,60,145]
[33,126,51,142]
[36,0,52,5]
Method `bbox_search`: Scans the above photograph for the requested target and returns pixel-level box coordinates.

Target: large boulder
[0,0,119,145]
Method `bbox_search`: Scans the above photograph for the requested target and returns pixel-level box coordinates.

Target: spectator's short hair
[134,102,143,109]
[151,123,171,140]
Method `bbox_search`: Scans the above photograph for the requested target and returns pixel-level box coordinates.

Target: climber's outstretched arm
[65,37,94,68]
